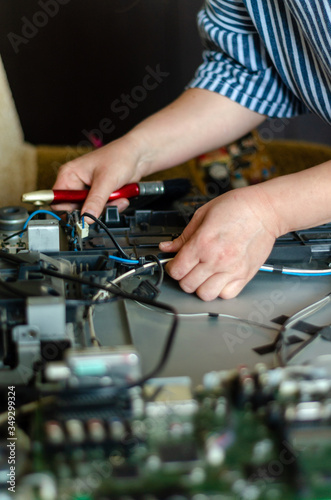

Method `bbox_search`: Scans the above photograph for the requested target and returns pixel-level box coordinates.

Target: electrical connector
[76,221,89,239]
[132,280,160,300]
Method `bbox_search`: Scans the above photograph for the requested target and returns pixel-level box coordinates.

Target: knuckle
[58,160,76,175]
[219,282,242,300]
[169,267,184,282]
[174,234,185,247]
[196,288,216,302]
[192,206,205,224]
[194,205,204,218]
[195,231,210,248]
[179,280,195,294]
[219,288,236,300]
[88,192,109,206]
[56,161,81,186]
[165,262,181,281]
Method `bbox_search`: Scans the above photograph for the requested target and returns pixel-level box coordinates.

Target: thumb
[159,212,204,253]
[159,237,183,253]
[159,229,191,253]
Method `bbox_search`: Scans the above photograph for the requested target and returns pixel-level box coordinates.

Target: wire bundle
[3,208,331,388]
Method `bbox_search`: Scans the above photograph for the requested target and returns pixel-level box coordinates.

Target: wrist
[248,183,285,239]
[124,127,158,178]
[256,175,304,237]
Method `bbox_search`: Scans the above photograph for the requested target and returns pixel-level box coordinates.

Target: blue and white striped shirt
[189,0,331,124]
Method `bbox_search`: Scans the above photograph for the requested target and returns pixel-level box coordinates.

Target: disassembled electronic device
[1,201,331,500]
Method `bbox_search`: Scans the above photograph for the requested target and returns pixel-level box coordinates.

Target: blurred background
[0,0,330,147]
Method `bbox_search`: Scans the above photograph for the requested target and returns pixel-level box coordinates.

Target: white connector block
[76,221,89,239]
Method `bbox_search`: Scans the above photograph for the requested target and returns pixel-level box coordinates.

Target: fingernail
[117,199,130,212]
[81,209,97,224]
[107,199,130,213]
[82,207,96,217]
[160,241,172,249]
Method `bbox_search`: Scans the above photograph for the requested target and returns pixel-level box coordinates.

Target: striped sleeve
[188,1,309,118]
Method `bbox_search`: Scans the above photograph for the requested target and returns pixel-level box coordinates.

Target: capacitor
[45,420,65,445]
[109,419,125,441]
[65,419,85,444]
[87,419,107,442]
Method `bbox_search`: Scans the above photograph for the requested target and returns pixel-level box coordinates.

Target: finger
[195,273,232,302]
[218,278,249,300]
[53,161,87,190]
[159,236,185,253]
[106,198,130,212]
[81,167,114,219]
[178,262,216,295]
[51,201,81,212]
[159,207,207,253]
[160,229,195,253]
[164,244,200,281]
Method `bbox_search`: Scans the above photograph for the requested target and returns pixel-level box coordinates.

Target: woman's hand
[52,89,266,218]
[160,185,281,300]
[52,135,149,217]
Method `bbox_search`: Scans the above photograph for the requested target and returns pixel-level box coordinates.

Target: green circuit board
[8,364,331,500]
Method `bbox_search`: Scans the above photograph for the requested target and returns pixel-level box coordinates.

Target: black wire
[66,297,119,307]
[0,277,30,298]
[0,251,24,264]
[82,212,132,260]
[145,254,164,288]
[0,249,176,387]
[40,266,178,388]
[3,228,28,242]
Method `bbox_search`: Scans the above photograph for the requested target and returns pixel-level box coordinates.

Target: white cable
[135,301,279,332]
[112,258,173,285]
[260,264,331,276]
[92,258,173,302]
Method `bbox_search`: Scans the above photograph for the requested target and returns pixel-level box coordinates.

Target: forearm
[53,88,265,218]
[259,159,331,236]
[159,157,331,301]
[126,88,266,177]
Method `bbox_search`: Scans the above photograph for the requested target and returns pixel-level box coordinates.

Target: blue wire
[259,267,331,277]
[80,215,137,263]
[283,271,331,277]
[20,210,63,237]
[108,255,139,265]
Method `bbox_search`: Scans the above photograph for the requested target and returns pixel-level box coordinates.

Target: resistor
[45,420,65,445]
[65,419,85,444]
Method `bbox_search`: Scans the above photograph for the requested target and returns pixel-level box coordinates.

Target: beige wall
[0,56,37,206]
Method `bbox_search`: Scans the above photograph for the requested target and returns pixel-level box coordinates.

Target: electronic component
[12,361,331,499]
[27,218,60,252]
[75,220,89,239]
[0,204,331,499]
